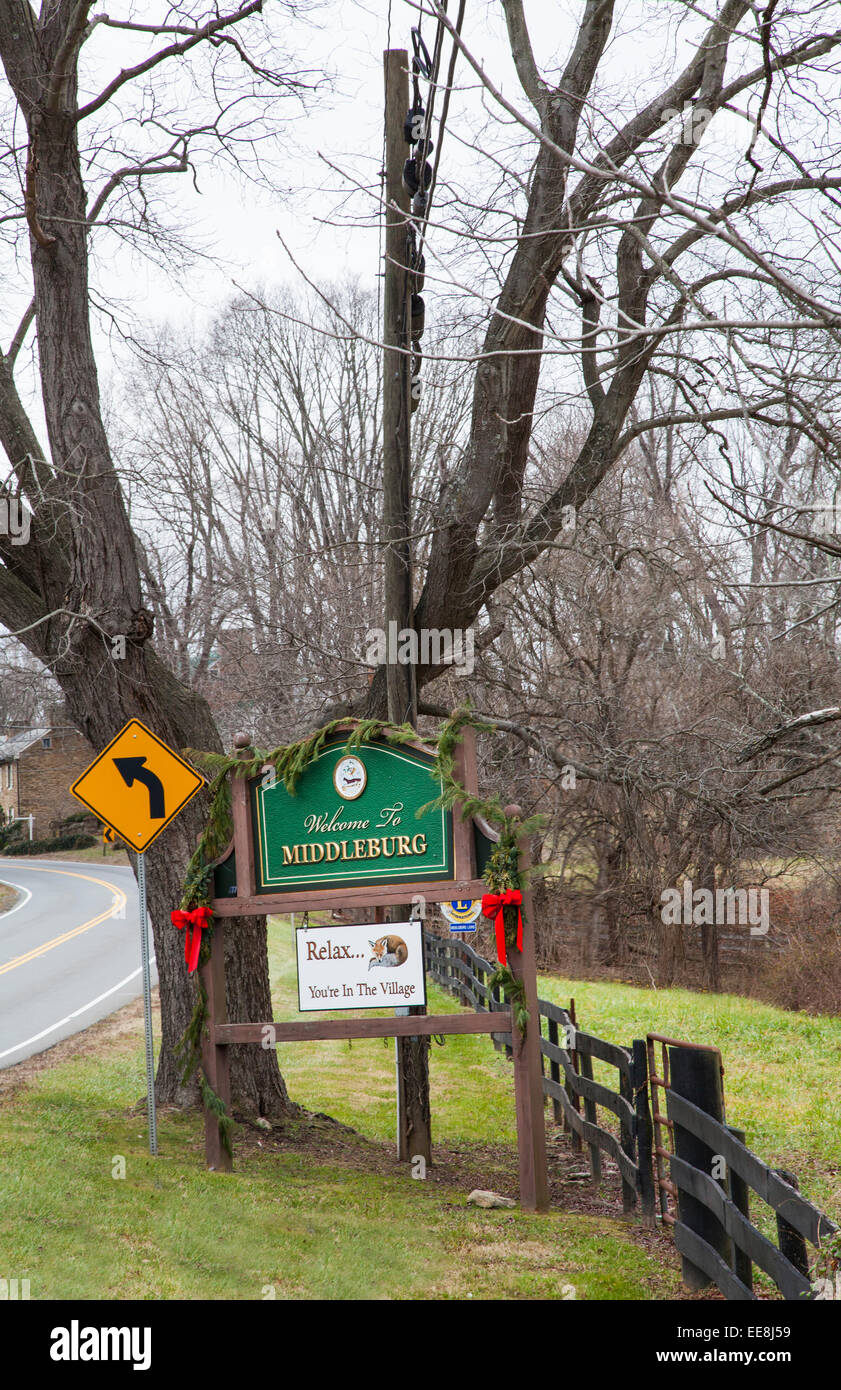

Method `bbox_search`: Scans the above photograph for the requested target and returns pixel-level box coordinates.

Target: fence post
[547,1018,563,1125]
[568,999,582,1153]
[578,1049,602,1183]
[774,1169,810,1280]
[666,1046,730,1291]
[619,1057,636,1215]
[632,1040,656,1226]
[490,976,507,1054]
[727,1126,753,1292]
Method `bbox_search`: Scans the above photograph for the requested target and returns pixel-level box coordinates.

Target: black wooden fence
[665,1090,837,1300]
[422,928,838,1301]
[423,930,656,1220]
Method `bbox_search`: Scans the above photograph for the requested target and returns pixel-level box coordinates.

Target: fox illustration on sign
[368,934,408,970]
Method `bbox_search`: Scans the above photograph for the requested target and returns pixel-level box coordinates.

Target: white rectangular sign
[295,920,426,1012]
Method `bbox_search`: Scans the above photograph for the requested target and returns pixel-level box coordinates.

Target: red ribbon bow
[171,906,213,973]
[481,890,523,965]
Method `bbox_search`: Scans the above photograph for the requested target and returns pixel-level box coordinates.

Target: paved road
[0,859,153,1069]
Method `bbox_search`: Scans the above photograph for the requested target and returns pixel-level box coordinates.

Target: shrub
[0,822,24,852]
[756,881,841,1015]
[3,833,96,856]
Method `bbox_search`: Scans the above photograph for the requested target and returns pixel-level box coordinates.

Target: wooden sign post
[200,727,549,1211]
[506,805,550,1212]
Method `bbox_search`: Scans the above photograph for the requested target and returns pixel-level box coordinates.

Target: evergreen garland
[173,961,236,1156]
[199,1075,235,1158]
[174,974,208,1084]
[489,966,529,1033]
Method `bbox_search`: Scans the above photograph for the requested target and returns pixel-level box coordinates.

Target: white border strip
[0,883,33,919]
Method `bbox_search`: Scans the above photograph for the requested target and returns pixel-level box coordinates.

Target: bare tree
[448,426,841,988]
[118,283,473,741]
[0,0,318,1116]
[303,1,841,721]
[115,2,841,999]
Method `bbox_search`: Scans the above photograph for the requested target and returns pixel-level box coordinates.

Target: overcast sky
[87,0,591,334]
[3,1,777,421]
[78,0,733,345]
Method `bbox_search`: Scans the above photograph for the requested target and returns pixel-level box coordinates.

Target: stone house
[0,713,94,840]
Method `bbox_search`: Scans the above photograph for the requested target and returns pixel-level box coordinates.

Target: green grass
[537,970,841,1272]
[2,919,836,1300]
[0,919,682,1301]
[0,1062,668,1301]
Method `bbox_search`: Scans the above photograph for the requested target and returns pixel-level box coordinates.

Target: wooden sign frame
[199,726,548,1212]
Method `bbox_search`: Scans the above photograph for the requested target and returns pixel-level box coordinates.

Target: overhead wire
[415,0,465,272]
[402,0,464,417]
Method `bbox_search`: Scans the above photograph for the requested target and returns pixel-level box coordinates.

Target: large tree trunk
[697,854,721,993]
[655,914,678,988]
[0,6,294,1118]
[599,839,626,967]
[58,653,293,1117]
[146,808,293,1119]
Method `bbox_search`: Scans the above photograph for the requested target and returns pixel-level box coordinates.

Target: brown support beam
[214,1012,512,1045]
[383,47,430,1168]
[506,804,549,1212]
[382,46,415,727]
[211,877,490,918]
[200,917,233,1172]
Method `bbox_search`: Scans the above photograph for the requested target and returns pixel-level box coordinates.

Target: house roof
[0,728,51,762]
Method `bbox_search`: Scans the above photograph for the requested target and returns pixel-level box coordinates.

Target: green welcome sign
[250,738,453,894]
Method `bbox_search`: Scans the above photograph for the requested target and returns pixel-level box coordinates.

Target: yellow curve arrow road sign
[71,719,205,854]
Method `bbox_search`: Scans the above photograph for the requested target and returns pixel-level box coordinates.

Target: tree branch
[736,708,841,765]
[45,0,94,114]
[6,298,34,368]
[0,565,48,651]
[24,142,57,250]
[75,0,264,124]
[501,0,548,117]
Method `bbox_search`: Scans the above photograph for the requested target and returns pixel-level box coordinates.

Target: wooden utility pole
[382,48,416,728]
[382,47,430,1166]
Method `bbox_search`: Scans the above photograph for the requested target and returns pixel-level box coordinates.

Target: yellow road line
[0,866,128,976]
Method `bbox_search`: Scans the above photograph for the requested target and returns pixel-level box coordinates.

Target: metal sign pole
[137,851,158,1155]
[69,719,206,1160]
